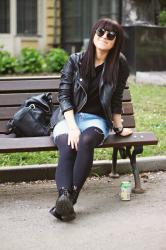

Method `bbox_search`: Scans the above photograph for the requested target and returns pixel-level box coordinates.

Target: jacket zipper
[77,79,87,112]
[98,64,110,122]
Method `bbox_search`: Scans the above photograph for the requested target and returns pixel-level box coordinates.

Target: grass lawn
[0,83,165,167]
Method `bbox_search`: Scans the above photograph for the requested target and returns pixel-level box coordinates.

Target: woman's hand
[63,110,81,150]
[68,127,81,150]
[112,114,133,137]
[119,128,133,137]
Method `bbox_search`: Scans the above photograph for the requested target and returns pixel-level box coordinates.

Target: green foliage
[16,48,47,74]
[0,50,17,74]
[159,10,166,26]
[45,48,68,72]
[0,47,68,75]
[0,151,59,167]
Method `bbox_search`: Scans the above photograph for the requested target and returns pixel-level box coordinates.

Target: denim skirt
[53,112,110,140]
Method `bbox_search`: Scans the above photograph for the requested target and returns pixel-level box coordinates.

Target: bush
[0,50,17,74]
[45,48,68,72]
[16,48,46,74]
[0,47,69,75]
[159,10,166,26]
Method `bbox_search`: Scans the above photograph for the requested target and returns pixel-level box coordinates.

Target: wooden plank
[0,104,134,120]
[0,76,60,80]
[0,121,9,133]
[0,79,130,101]
[0,115,135,134]
[0,79,130,94]
[0,132,158,153]
[0,105,59,120]
[0,78,130,93]
[122,115,135,128]
[0,136,56,152]
[0,90,131,106]
[101,132,158,148]
[0,79,60,92]
[122,89,131,101]
[0,121,12,133]
[125,81,129,88]
[0,92,58,106]
[0,107,20,120]
[122,102,134,115]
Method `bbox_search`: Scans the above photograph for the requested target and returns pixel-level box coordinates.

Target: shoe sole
[49,206,76,222]
[56,195,75,217]
[61,212,76,222]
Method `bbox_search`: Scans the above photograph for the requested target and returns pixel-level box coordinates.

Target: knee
[79,134,95,148]
[79,127,104,148]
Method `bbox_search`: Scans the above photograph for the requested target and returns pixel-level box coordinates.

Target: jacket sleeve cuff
[60,102,75,114]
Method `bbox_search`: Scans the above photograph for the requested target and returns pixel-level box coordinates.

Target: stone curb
[0,156,165,183]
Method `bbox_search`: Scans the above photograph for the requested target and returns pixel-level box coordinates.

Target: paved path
[0,172,166,250]
[128,71,166,85]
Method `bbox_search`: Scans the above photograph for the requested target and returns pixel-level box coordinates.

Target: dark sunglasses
[96,28,117,40]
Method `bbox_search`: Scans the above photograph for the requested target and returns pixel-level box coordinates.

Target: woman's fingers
[68,128,81,150]
[120,128,133,137]
[68,136,79,150]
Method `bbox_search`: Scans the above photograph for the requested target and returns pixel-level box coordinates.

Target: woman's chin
[96,46,110,52]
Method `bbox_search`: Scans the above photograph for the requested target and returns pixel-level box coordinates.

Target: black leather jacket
[52,52,129,128]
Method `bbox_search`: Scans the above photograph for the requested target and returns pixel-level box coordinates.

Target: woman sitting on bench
[50,18,132,221]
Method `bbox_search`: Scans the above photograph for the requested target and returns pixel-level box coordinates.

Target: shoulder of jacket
[70,51,84,64]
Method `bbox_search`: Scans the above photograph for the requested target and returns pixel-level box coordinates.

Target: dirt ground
[0,171,166,250]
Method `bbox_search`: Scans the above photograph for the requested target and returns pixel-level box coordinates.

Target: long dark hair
[80,18,124,88]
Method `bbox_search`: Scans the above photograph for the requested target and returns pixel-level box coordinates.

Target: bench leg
[109,147,120,178]
[119,147,127,159]
[127,146,144,194]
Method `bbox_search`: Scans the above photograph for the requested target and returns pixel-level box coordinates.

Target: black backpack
[7,93,53,137]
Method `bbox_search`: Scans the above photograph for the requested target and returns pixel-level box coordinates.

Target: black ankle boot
[49,206,63,221]
[70,186,80,205]
[49,188,76,221]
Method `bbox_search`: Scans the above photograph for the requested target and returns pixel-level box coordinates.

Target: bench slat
[122,102,134,115]
[0,116,136,134]
[0,89,131,107]
[0,115,135,134]
[122,115,135,127]
[122,89,131,101]
[102,132,158,148]
[0,92,58,106]
[0,132,158,153]
[0,79,130,101]
[0,79,60,92]
[0,105,59,120]
[0,78,129,92]
[0,102,134,120]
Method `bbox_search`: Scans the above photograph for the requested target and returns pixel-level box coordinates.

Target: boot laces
[63,188,69,196]
[60,187,70,197]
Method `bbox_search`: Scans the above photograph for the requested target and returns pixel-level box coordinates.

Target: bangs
[97,20,119,33]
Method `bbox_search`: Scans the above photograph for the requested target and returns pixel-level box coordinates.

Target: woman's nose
[102,32,107,39]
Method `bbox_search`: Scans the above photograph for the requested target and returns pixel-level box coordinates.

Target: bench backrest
[0,77,135,134]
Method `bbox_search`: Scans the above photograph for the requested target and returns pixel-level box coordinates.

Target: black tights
[55,127,104,192]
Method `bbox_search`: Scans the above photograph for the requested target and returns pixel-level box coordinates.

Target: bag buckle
[30,104,36,109]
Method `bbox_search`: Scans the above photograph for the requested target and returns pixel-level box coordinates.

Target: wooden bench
[0,76,158,192]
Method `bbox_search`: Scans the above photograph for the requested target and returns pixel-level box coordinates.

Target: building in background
[56,0,165,73]
[56,0,121,53]
[0,0,165,73]
[0,0,55,55]
[0,0,123,55]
